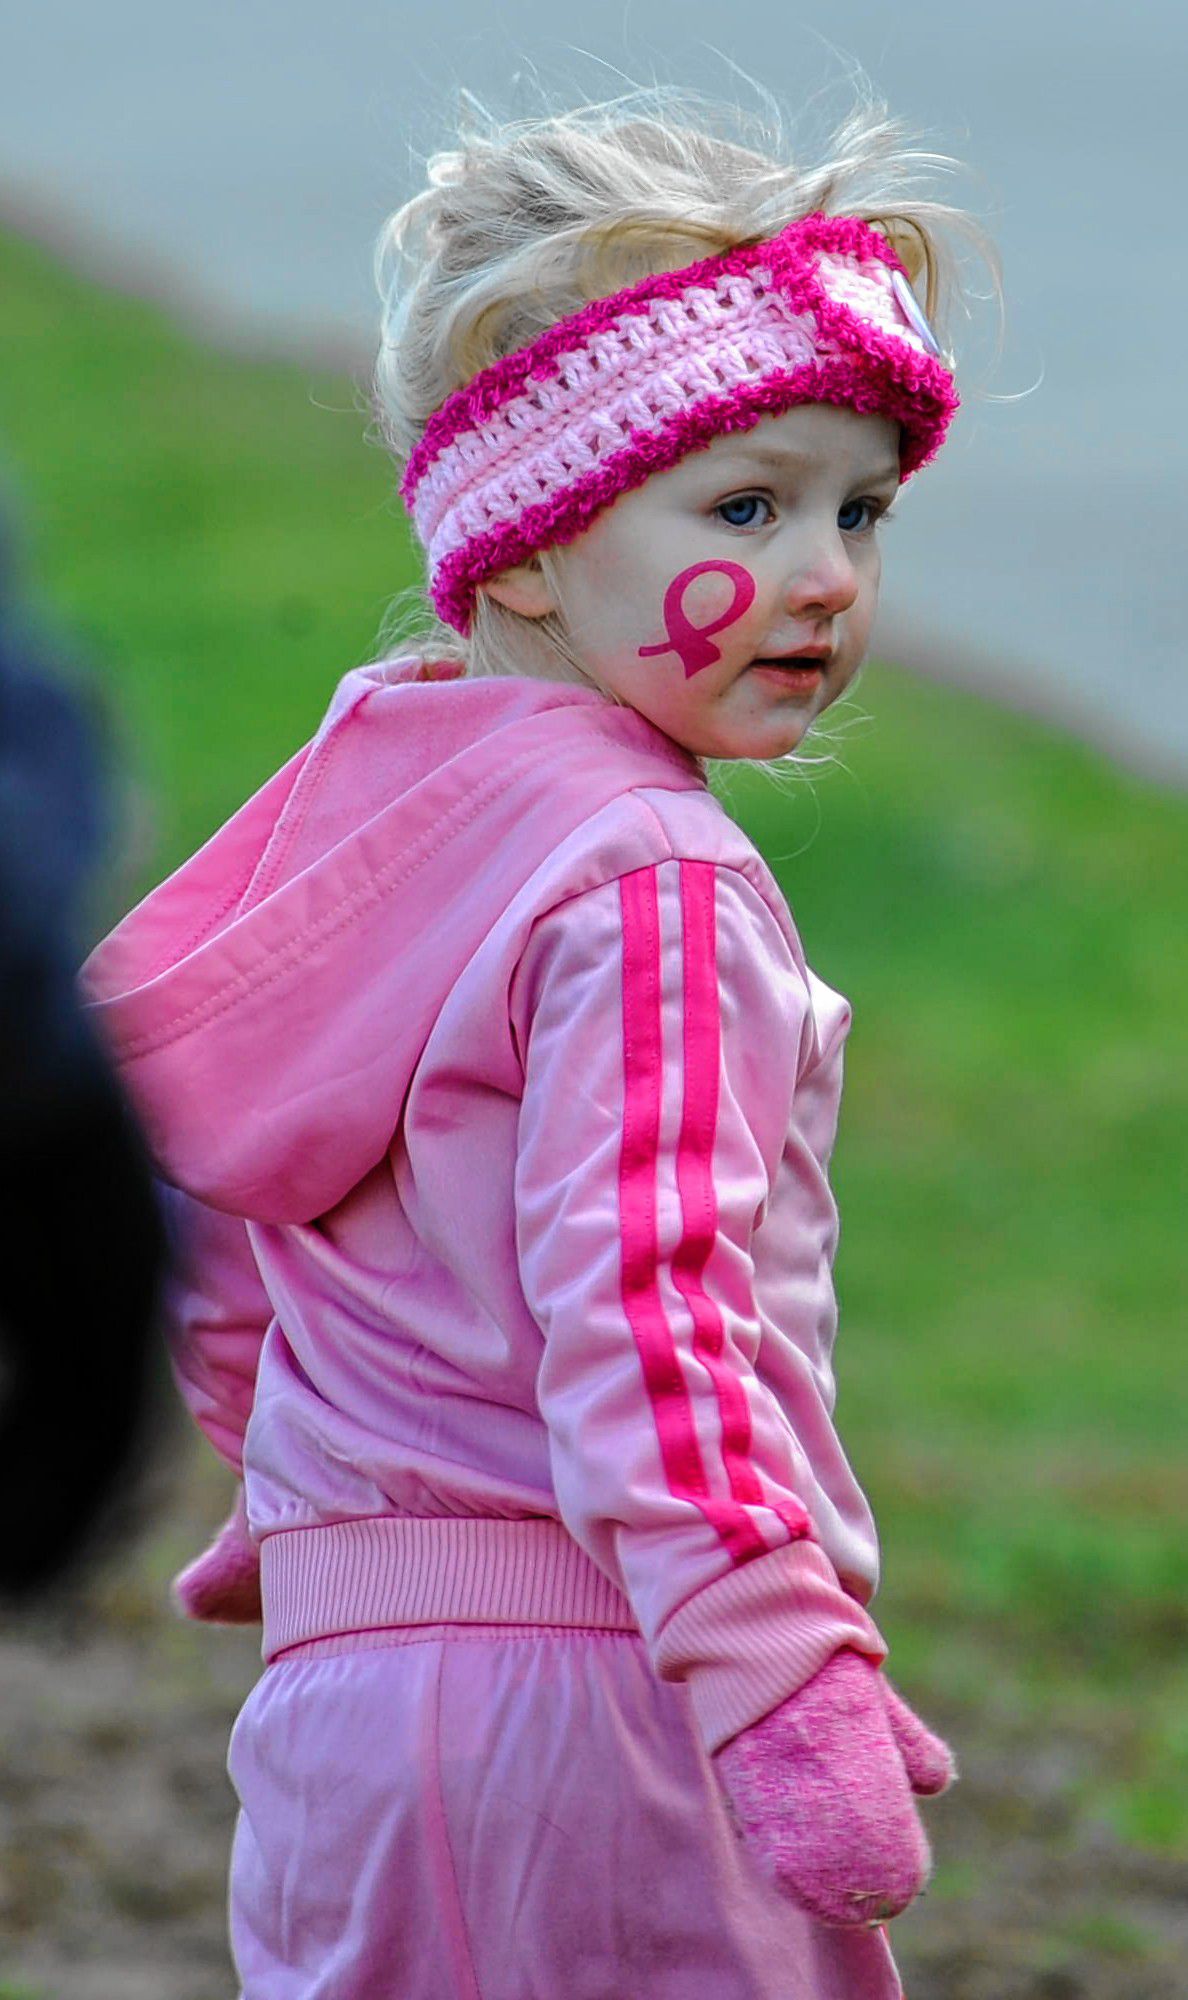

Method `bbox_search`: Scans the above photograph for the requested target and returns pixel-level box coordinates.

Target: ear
[481,559,556,621]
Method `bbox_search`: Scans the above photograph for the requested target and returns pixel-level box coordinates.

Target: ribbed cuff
[652,1538,887,1755]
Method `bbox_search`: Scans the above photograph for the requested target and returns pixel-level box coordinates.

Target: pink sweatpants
[227,1622,902,1999]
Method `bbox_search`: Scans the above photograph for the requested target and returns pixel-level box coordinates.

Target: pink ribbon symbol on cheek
[637,560,757,679]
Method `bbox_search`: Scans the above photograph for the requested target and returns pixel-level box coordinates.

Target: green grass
[0,229,400,873]
[4,224,1186,1859]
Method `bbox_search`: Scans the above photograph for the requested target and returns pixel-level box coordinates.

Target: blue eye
[715,493,773,529]
[839,498,895,534]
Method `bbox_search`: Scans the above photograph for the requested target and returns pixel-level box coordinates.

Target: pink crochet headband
[400,210,958,635]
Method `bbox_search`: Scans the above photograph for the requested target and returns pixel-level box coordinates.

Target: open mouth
[749,657,828,697]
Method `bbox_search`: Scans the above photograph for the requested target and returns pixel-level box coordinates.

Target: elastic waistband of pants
[260,1515,639,1662]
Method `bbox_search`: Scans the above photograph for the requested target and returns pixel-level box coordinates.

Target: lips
[750,657,827,695]
[753,644,832,667]
[753,654,828,670]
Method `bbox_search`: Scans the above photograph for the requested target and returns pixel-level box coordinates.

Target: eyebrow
[714,442,902,485]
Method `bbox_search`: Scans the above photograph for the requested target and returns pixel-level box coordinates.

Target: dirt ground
[2,1447,1185,2000]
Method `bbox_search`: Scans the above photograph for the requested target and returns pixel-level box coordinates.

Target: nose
[782,528,860,620]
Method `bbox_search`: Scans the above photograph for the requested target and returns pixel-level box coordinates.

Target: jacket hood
[81,658,704,1223]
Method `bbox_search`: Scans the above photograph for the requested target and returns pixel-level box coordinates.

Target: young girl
[83,84,997,2000]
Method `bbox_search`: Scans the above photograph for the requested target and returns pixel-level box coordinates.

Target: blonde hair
[371,76,1002,706]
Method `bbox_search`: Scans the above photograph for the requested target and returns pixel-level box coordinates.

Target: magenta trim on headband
[402,212,896,498]
[396,209,958,633]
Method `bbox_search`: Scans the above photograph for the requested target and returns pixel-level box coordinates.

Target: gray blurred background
[1,0,1184,785]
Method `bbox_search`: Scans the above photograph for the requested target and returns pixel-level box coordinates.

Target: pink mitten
[712,1647,955,1928]
[171,1484,262,1624]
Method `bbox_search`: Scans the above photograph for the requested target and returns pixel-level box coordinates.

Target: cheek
[636,560,757,678]
[858,565,882,636]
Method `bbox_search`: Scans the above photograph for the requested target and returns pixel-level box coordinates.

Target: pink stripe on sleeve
[674,863,814,1544]
[618,869,715,1503]
[618,867,802,1567]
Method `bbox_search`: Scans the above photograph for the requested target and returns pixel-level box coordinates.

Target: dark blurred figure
[0,519,170,1602]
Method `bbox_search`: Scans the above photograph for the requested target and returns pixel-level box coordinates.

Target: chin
[748,723,812,761]
[704,733,807,764]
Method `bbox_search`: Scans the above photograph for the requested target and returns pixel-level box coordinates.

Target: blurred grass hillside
[2,224,1186,1997]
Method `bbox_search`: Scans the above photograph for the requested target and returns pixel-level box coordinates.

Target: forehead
[676,404,901,486]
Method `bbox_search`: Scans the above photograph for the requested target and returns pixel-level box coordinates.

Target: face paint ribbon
[637,561,756,678]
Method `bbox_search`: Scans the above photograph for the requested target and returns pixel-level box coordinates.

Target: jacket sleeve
[511,856,886,1755]
[159,1184,272,1476]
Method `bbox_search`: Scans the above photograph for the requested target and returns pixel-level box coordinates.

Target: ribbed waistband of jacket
[260,1515,640,1662]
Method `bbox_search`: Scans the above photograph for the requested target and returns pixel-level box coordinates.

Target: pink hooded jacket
[81,656,886,1756]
